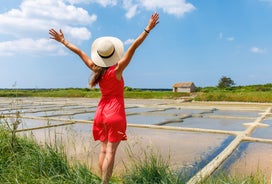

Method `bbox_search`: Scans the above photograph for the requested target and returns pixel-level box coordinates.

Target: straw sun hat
[91,36,124,67]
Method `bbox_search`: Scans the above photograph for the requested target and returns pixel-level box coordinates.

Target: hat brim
[91,36,124,67]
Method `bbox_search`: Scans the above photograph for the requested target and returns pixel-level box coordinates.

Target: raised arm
[115,13,159,79]
[49,29,95,71]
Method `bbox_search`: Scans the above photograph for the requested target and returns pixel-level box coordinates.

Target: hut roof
[173,82,195,88]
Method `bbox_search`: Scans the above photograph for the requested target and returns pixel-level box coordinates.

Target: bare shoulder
[114,62,124,80]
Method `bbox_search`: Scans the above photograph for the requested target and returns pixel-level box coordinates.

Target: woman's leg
[101,141,120,184]
[99,141,108,176]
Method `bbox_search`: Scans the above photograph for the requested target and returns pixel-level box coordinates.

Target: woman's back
[99,65,124,97]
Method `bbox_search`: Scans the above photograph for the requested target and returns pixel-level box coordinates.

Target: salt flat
[1,97,272,182]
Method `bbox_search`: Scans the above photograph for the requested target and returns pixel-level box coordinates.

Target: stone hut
[173,82,196,93]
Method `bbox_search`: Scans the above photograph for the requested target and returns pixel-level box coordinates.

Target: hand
[145,12,159,32]
[49,29,65,43]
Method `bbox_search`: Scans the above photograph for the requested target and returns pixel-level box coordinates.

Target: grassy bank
[0,88,102,98]
[0,88,188,99]
[195,91,272,102]
[196,84,272,102]
[1,83,272,102]
[0,125,268,184]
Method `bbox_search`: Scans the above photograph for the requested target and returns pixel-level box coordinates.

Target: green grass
[2,83,272,102]
[195,83,272,102]
[0,126,100,184]
[124,90,188,99]
[0,88,102,98]
[122,146,184,184]
[202,171,267,184]
[195,91,272,102]
[0,88,189,99]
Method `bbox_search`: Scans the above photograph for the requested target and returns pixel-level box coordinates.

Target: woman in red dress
[49,13,159,184]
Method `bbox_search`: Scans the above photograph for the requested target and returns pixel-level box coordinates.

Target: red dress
[93,65,127,142]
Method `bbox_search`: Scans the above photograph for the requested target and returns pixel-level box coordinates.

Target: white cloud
[0,38,67,56]
[22,0,90,22]
[123,0,139,19]
[66,0,196,18]
[65,0,118,7]
[124,38,135,45]
[139,0,195,17]
[217,32,235,42]
[226,37,234,42]
[250,47,266,54]
[0,0,97,57]
[122,0,195,19]
[65,27,92,40]
[0,0,195,57]
[126,5,138,19]
[0,0,96,37]
[91,0,118,7]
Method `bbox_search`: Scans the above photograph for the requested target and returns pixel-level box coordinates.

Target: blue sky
[0,0,272,89]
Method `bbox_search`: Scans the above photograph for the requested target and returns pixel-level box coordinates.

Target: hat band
[97,48,115,59]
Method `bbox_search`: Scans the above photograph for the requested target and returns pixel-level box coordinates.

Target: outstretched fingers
[49,29,57,39]
[147,12,159,31]
[151,12,159,26]
[49,28,64,42]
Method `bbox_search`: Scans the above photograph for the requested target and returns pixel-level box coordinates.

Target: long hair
[89,64,109,87]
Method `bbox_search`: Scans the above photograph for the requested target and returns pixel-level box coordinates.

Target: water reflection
[170,117,248,131]
[217,142,272,181]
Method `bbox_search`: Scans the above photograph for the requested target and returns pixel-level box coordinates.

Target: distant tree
[124,86,133,91]
[217,76,235,88]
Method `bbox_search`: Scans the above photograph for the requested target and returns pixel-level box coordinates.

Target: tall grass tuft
[0,126,100,183]
[122,145,183,184]
[202,171,267,184]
